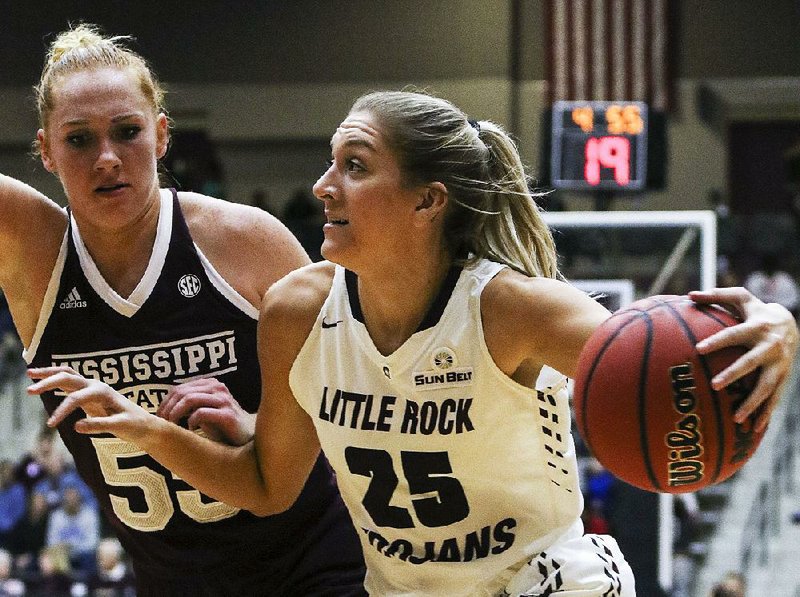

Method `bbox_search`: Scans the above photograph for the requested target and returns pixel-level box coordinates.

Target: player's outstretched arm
[27,265,328,517]
[26,366,285,514]
[690,286,799,431]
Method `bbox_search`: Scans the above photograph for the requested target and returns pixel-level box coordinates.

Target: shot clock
[550,100,648,191]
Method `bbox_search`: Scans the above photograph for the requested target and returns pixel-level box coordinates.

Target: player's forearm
[138,415,285,515]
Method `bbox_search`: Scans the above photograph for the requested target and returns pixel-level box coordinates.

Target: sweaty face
[312,111,423,271]
[39,67,168,230]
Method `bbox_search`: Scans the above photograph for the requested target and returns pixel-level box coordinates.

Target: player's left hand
[157,378,255,446]
[689,286,798,432]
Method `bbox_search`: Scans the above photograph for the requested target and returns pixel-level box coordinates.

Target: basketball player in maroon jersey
[0,23,365,596]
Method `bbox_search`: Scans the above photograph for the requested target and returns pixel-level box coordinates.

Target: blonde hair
[33,23,167,152]
[351,90,558,279]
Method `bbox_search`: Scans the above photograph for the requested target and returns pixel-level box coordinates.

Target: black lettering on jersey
[413,368,473,390]
[463,525,492,561]
[384,538,414,560]
[319,387,395,431]
[436,537,461,562]
[400,398,474,435]
[362,517,517,565]
[491,517,516,554]
[365,528,391,554]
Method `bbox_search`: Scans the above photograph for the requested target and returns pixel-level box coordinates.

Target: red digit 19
[584,136,630,186]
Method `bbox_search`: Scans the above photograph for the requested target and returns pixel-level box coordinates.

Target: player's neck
[356,251,453,356]
[77,214,160,299]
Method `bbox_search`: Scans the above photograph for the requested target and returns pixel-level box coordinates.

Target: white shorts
[500,533,636,596]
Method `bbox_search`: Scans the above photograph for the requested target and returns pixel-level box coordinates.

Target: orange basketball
[572,295,764,494]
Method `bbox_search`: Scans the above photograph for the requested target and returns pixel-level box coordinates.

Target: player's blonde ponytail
[351,90,558,279]
[471,121,558,279]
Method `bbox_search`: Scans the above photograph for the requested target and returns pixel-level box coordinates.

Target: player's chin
[319,234,351,263]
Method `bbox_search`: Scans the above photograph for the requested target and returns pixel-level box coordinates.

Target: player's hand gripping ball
[572,295,764,494]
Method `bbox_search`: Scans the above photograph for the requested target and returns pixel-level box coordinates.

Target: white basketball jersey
[290,259,584,596]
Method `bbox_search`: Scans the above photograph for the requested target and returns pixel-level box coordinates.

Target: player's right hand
[27,366,152,442]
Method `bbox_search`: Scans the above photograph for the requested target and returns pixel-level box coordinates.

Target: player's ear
[38,129,57,173]
[155,113,170,159]
[414,182,448,225]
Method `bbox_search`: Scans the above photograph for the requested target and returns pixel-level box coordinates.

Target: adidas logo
[59,287,87,310]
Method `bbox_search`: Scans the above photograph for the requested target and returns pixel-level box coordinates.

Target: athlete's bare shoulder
[177,191,311,307]
[260,261,336,355]
[265,260,336,319]
[0,175,67,276]
[481,267,611,379]
[0,175,68,344]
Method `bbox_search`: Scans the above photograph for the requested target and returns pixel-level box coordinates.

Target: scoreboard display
[550,100,648,191]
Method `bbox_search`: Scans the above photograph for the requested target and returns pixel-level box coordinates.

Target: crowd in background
[0,427,134,596]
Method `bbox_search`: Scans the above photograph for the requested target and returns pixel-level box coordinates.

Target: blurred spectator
[83,538,135,597]
[0,548,24,596]
[8,491,50,575]
[24,544,74,597]
[708,570,746,597]
[581,458,614,535]
[744,253,799,317]
[33,449,96,512]
[46,486,100,576]
[0,461,26,550]
[583,457,615,507]
[15,427,57,493]
[282,188,324,262]
[582,498,610,535]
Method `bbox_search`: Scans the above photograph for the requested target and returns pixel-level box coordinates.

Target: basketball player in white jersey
[32,90,798,596]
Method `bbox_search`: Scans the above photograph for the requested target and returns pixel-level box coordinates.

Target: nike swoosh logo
[322,318,343,329]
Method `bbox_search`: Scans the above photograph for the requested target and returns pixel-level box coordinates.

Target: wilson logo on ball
[573,295,764,494]
[666,362,705,488]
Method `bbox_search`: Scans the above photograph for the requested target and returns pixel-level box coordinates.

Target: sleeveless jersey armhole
[474,262,568,395]
[195,245,259,320]
[23,230,69,364]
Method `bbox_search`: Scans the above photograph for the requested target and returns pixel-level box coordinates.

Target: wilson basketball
[573,295,764,494]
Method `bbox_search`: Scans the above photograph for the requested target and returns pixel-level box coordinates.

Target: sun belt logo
[432,347,455,370]
[59,287,87,310]
[178,274,201,298]
[413,346,474,390]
